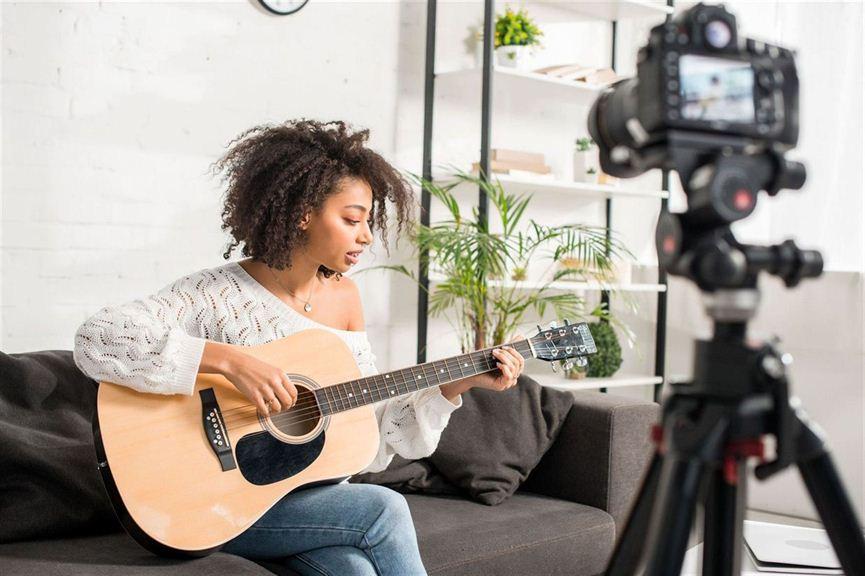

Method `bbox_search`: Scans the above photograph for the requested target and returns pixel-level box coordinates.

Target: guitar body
[93,329,380,557]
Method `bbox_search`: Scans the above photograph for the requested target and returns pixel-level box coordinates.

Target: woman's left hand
[468,336,527,392]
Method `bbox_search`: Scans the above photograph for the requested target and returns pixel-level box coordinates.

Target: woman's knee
[357,485,415,533]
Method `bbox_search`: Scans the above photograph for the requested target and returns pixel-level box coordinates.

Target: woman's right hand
[221,351,298,415]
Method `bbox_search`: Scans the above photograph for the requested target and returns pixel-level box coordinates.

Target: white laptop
[743,520,842,574]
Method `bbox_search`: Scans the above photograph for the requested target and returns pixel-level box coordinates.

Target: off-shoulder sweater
[72,261,462,475]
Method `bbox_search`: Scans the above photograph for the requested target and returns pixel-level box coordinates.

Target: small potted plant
[494,7,543,69]
[573,137,599,183]
[566,321,623,380]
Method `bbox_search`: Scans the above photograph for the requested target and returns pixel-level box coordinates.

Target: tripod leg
[702,460,745,576]
[604,452,663,576]
[793,422,865,576]
[644,456,705,576]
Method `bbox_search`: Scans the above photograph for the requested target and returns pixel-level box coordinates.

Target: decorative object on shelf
[566,321,622,379]
[597,170,619,187]
[473,27,485,69]
[573,137,599,183]
[533,63,620,87]
[494,7,543,70]
[565,361,588,380]
[361,168,634,352]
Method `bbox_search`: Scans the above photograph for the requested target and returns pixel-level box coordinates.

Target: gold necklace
[269,267,315,313]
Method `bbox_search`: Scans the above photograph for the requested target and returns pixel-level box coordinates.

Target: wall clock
[257,0,309,16]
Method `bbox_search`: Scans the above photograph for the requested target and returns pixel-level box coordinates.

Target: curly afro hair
[210,118,416,279]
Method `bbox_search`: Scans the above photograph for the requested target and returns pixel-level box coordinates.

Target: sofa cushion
[352,374,575,506]
[408,492,615,575]
[0,533,275,576]
[0,350,120,543]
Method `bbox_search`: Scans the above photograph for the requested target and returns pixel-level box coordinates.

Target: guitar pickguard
[235,430,325,485]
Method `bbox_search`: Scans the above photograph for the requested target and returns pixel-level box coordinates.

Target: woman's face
[301,177,375,274]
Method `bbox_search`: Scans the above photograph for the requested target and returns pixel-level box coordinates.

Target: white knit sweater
[72,260,462,476]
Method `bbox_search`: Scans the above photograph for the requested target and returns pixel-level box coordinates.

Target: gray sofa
[0,350,658,576]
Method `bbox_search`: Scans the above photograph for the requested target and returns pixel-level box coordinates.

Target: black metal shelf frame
[416,0,674,403]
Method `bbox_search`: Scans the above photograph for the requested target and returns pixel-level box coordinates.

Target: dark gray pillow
[0,350,119,543]
[352,373,575,506]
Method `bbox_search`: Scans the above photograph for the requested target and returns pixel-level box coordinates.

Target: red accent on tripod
[723,438,766,485]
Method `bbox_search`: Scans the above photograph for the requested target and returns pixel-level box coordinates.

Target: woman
[73,119,526,576]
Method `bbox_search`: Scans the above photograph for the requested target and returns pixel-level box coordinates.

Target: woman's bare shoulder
[328,275,365,331]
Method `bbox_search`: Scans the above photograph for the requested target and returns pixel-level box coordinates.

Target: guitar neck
[313,339,535,416]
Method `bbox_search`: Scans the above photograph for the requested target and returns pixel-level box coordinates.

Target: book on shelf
[472,160,551,175]
[532,63,620,86]
[492,148,545,164]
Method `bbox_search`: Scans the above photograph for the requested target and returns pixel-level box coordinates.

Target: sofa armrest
[522,391,659,529]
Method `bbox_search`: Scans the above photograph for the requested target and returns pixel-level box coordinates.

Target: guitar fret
[319,387,331,416]
[337,386,345,412]
[348,381,358,408]
[443,358,454,382]
[401,368,412,394]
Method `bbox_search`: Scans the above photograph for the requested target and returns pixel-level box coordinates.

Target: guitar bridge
[200,388,237,472]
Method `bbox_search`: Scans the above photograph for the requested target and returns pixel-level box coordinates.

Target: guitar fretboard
[312,340,534,416]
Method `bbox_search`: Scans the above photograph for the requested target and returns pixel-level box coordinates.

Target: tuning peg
[563,318,570,325]
[563,360,574,371]
[549,321,558,329]
[551,361,559,373]
[576,357,588,368]
[537,324,543,334]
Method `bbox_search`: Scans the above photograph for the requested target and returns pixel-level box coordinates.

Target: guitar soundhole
[270,385,320,436]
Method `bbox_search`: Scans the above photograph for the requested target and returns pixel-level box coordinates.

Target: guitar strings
[224,356,502,428]
[223,356,506,429]
[219,345,528,422]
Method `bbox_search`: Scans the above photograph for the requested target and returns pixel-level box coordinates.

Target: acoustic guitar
[93,320,596,557]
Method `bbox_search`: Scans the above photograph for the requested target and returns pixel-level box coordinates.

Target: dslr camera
[589,2,819,291]
[590,2,799,177]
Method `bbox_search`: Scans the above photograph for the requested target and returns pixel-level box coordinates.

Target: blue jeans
[222,482,428,576]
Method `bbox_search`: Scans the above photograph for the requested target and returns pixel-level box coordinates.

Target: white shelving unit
[528,371,664,391]
[428,273,666,294]
[435,65,606,102]
[436,172,670,201]
[419,0,673,398]
[525,0,674,23]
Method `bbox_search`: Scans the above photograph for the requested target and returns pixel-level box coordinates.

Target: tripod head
[653,130,823,322]
[586,2,823,322]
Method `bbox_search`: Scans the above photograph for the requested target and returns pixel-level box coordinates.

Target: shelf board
[435,65,607,100]
[525,0,674,23]
[528,371,663,391]
[429,273,666,293]
[438,172,669,201]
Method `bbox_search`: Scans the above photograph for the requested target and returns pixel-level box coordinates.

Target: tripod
[604,284,865,575]
[597,149,865,574]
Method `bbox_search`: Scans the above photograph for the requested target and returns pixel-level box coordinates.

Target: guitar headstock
[528,319,598,372]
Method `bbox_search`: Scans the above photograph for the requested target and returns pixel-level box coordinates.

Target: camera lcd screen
[679,54,755,123]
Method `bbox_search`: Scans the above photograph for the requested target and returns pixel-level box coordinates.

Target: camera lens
[704,20,732,49]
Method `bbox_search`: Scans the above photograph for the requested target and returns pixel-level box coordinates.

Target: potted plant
[359,167,636,353]
[573,137,599,183]
[566,320,623,380]
[494,7,543,70]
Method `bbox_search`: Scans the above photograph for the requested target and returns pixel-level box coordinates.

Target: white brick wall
[2,0,862,524]
[1,0,405,355]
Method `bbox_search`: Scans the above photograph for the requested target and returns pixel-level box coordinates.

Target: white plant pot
[495,45,528,69]
[475,40,483,68]
[573,149,599,183]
